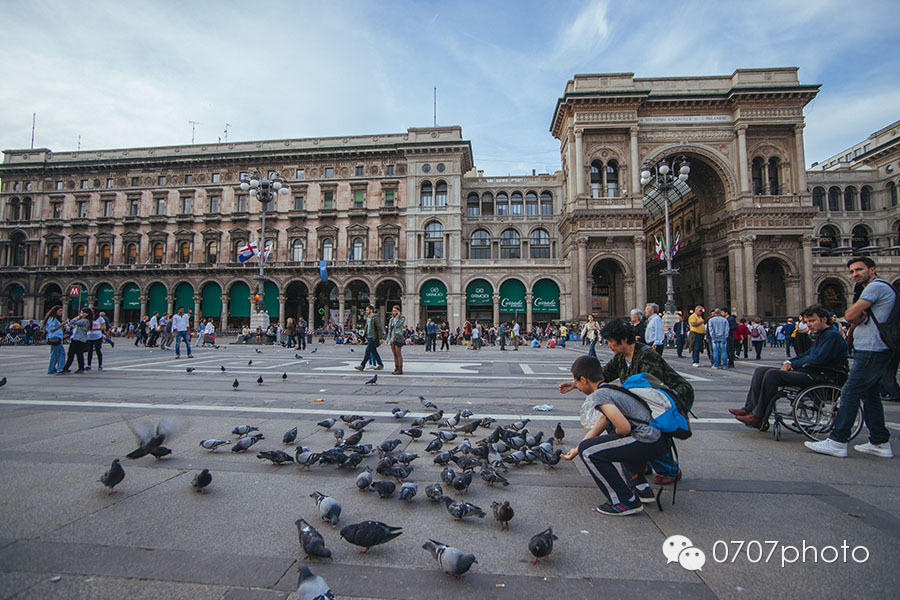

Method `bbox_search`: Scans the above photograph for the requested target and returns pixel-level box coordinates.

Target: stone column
[801,234,815,306]
[623,277,635,313]
[308,298,315,331]
[220,294,229,331]
[338,296,345,330]
[167,295,174,316]
[492,293,500,328]
[525,292,533,332]
[574,128,584,198]
[728,241,744,315]
[449,292,462,332]
[742,237,757,317]
[794,124,808,193]
[633,235,646,309]
[567,130,576,205]
[785,276,801,317]
[630,127,640,196]
[736,126,750,194]
[193,295,201,329]
[112,295,121,327]
[404,293,419,328]
[277,295,286,327]
[577,237,588,318]
[139,294,147,320]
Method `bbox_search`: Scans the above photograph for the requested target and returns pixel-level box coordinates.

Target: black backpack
[867,279,900,352]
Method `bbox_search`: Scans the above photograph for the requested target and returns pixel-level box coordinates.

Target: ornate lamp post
[640,156,690,314]
[240,171,289,329]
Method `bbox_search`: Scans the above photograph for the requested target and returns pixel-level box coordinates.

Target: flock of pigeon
[98,394,567,599]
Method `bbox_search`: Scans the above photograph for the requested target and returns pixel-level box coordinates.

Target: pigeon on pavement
[348,418,374,431]
[379,439,402,454]
[528,527,558,564]
[185,367,195,374]
[392,409,409,419]
[492,500,514,530]
[295,353,303,359]
[0,377,6,387]
[339,521,402,553]
[232,378,239,390]
[255,348,262,354]
[423,540,477,577]
[232,425,259,437]
[399,482,418,502]
[316,418,336,429]
[295,518,333,560]
[356,467,373,491]
[150,446,172,460]
[192,469,212,493]
[364,374,377,385]
[199,439,229,452]
[220,365,226,372]
[283,427,298,444]
[425,483,444,502]
[311,491,342,525]
[451,470,473,494]
[443,497,486,520]
[257,450,294,465]
[99,458,124,494]
[231,434,264,452]
[554,422,565,443]
[282,372,288,380]
[257,376,264,385]
[419,395,438,409]
[295,449,321,470]
[370,480,397,499]
[425,438,443,453]
[480,463,510,487]
[125,417,180,460]
[296,564,334,600]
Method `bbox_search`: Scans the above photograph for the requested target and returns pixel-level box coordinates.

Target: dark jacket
[788,326,849,378]
[602,343,695,409]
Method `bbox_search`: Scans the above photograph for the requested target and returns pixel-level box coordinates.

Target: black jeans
[298,332,307,350]
[87,338,103,368]
[440,336,449,350]
[752,340,764,360]
[64,340,87,371]
[743,366,816,419]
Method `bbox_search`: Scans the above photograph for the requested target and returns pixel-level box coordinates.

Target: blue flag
[319,260,328,282]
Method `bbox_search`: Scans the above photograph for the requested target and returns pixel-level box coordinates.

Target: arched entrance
[313,281,339,329]
[4,283,26,316]
[532,278,560,326]
[344,280,370,330]
[41,283,63,317]
[120,283,141,324]
[95,283,115,317]
[374,280,402,328]
[465,278,493,323]
[284,281,309,325]
[818,279,847,316]
[591,259,625,318]
[67,283,87,315]
[200,282,222,324]
[756,258,788,317]
[147,282,167,315]
[174,282,195,315]
[499,279,526,326]
[228,281,251,327]
[420,279,448,324]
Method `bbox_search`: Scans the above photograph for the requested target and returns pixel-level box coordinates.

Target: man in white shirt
[512,321,520,351]
[644,303,665,355]
[147,312,160,347]
[171,307,193,359]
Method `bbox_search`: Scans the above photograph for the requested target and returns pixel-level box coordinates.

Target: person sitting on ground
[239,325,251,344]
[730,304,848,429]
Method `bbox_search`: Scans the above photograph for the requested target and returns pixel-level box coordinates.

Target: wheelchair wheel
[768,390,801,434]
[793,384,864,442]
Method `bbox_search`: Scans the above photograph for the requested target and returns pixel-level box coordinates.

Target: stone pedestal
[250,310,270,331]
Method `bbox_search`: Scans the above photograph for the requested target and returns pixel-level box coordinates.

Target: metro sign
[68,286,81,297]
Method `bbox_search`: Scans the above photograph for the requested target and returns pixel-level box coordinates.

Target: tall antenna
[189,120,202,144]
[224,122,231,142]
[433,87,437,127]
[77,135,81,151]
[31,113,36,149]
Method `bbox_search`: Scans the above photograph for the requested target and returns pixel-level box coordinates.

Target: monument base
[249,310,270,332]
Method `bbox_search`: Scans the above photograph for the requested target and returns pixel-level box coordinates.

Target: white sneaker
[853,441,894,458]
[804,438,848,458]
[692,363,700,368]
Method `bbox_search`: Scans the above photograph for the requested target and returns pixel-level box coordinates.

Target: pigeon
[480,464,509,487]
[232,425,259,437]
[283,427,298,445]
[339,520,402,553]
[150,446,172,460]
[451,455,479,471]
[425,483,444,502]
[528,527,558,564]
[295,449,320,470]
[296,564,334,600]
[399,482,418,502]
[248,360,253,366]
[538,448,563,468]
[410,417,427,428]
[379,439,402,454]
[370,480,397,499]
[457,438,472,454]
[340,415,364,424]
[0,377,6,387]
[125,416,180,460]
[318,449,349,466]
[185,367,195,374]
[257,376,264,386]
[430,431,457,442]
[364,374,377,385]
[492,500,514,530]
[348,418,374,431]
[392,409,409,419]
[424,410,444,423]
[220,365,226,372]
[349,348,354,352]
[400,428,423,441]
[316,418,336,429]
[525,431,544,447]
[295,353,303,359]
[423,539,478,577]
[340,430,364,447]
[390,464,414,482]
[257,450,294,465]
[460,409,474,419]
[295,519,333,560]
[395,451,419,464]
[425,438,443,453]
[311,491,342,525]
[504,450,528,466]
[509,418,530,432]
[443,497,486,520]
[199,439,229,452]
[232,378,239,390]
[231,434,264,452]
[554,422,565,443]
[99,458,125,494]
[332,429,344,443]
[356,467,373,491]
[443,411,462,429]
[455,420,481,436]
[440,466,456,486]
[192,469,212,493]
[419,395,438,409]
[337,452,364,470]
[434,451,454,466]
[282,372,288,380]
[451,470,473,494]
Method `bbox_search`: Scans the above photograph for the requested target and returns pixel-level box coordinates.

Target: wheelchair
[761,371,864,442]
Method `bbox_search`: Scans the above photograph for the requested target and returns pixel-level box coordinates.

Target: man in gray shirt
[706,309,730,369]
[806,256,894,459]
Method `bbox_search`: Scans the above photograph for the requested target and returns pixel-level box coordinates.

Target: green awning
[174,282,195,314]
[264,280,279,317]
[148,283,167,315]
[10,284,25,297]
[420,279,447,306]
[68,284,87,313]
[122,283,141,309]
[499,279,526,313]
[201,282,222,318]
[532,279,560,313]
[466,279,493,306]
[229,281,251,318]
[96,283,115,310]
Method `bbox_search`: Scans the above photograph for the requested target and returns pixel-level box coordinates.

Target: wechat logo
[663,534,706,571]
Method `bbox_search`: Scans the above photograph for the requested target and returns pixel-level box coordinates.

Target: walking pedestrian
[44,305,65,375]
[724,308,738,367]
[354,305,384,371]
[630,309,646,344]
[512,321,520,351]
[749,318,766,360]
[782,318,796,357]
[62,308,92,373]
[440,321,450,351]
[736,318,750,359]
[689,306,706,367]
[85,310,106,371]
[673,313,686,358]
[298,317,308,350]
[425,318,438,352]
[644,303,664,355]
[707,309,730,369]
[581,314,599,357]
[387,305,405,374]
[172,307,193,359]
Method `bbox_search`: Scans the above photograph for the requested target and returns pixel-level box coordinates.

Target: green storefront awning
[466,279,493,306]
[96,283,115,310]
[122,283,141,309]
[229,281,251,318]
[174,282,195,314]
[201,283,222,318]
[532,278,560,313]
[499,279,526,313]
[147,283,167,315]
[420,279,447,306]
[264,281,279,317]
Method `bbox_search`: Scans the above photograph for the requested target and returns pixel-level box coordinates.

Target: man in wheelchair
[729,305,848,429]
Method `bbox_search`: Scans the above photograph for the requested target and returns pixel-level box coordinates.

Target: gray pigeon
[316,418,336,429]
[283,427,298,444]
[296,564,334,600]
[349,418,374,431]
[528,527,558,564]
[390,464,414,482]
[392,408,409,419]
[370,480,396,499]
[425,483,444,502]
[423,539,477,577]
[491,500,514,530]
[126,417,180,459]
[419,395,438,409]
[295,518,333,560]
[192,469,212,493]
[311,491,341,525]
[379,439,402,453]
[356,467,373,491]
[296,449,320,470]
[480,464,509,487]
[231,434,264,452]
[257,450,294,465]
[339,520,402,553]
[232,425,259,437]
[199,439,229,452]
[425,438,443,453]
[440,466,456,486]
[364,374,377,385]
[99,458,124,494]
[451,470,473,494]
[399,482,418,502]
[443,497,486,520]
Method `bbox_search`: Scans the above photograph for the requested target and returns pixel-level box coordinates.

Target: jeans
[360,339,383,368]
[752,340,764,360]
[48,343,65,374]
[425,333,436,351]
[831,350,892,444]
[174,331,191,356]
[711,339,727,368]
[691,334,704,364]
[588,339,597,357]
[87,338,103,368]
[675,335,684,358]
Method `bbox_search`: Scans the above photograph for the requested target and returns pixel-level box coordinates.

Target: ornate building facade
[2,68,898,329]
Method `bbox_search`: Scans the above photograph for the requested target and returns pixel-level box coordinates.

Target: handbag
[47,337,62,345]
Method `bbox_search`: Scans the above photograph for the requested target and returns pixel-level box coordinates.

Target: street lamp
[240,171,289,328]
[640,156,690,314]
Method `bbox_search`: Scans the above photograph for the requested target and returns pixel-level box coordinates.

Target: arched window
[99,243,111,266]
[891,181,898,207]
[291,239,303,262]
[466,193,480,217]
[606,160,619,197]
[424,221,443,259]
[74,243,86,266]
[751,157,765,195]
[861,186,872,211]
[812,187,825,211]
[206,241,219,264]
[590,161,603,198]
[420,181,433,207]
[10,232,26,266]
[525,192,538,215]
[530,228,550,259]
[500,228,520,259]
[126,243,138,265]
[470,229,491,259]
[178,241,191,263]
[22,198,32,220]
[434,181,448,207]
[321,238,333,262]
[510,192,523,215]
[851,225,870,250]
[844,186,857,211]
[828,186,841,212]
[152,242,164,264]
[481,192,494,216]
[819,225,839,249]
[350,236,364,261]
[383,236,395,261]
[496,192,509,216]
[540,191,553,215]
[768,157,780,194]
[7,198,20,221]
[47,244,60,266]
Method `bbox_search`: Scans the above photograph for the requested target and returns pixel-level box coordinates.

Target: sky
[1,0,898,175]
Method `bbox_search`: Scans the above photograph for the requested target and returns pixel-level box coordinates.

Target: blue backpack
[601,372,692,440]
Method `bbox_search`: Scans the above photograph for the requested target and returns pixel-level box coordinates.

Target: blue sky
[1,0,898,174]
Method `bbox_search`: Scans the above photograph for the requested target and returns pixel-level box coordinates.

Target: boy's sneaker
[595,499,643,516]
[84,366,91,371]
[374,365,384,370]
[692,362,700,367]
[853,441,893,458]
[634,486,656,504]
[804,438,848,458]
[98,366,103,371]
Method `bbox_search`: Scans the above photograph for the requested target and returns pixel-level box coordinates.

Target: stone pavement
[0,340,897,600]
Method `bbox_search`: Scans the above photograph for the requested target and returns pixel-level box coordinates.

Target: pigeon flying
[423,539,477,577]
[295,518,333,560]
[339,520,402,553]
[311,491,342,525]
[192,469,212,493]
[296,564,334,600]
[99,458,125,494]
[125,416,180,460]
[528,527,558,564]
